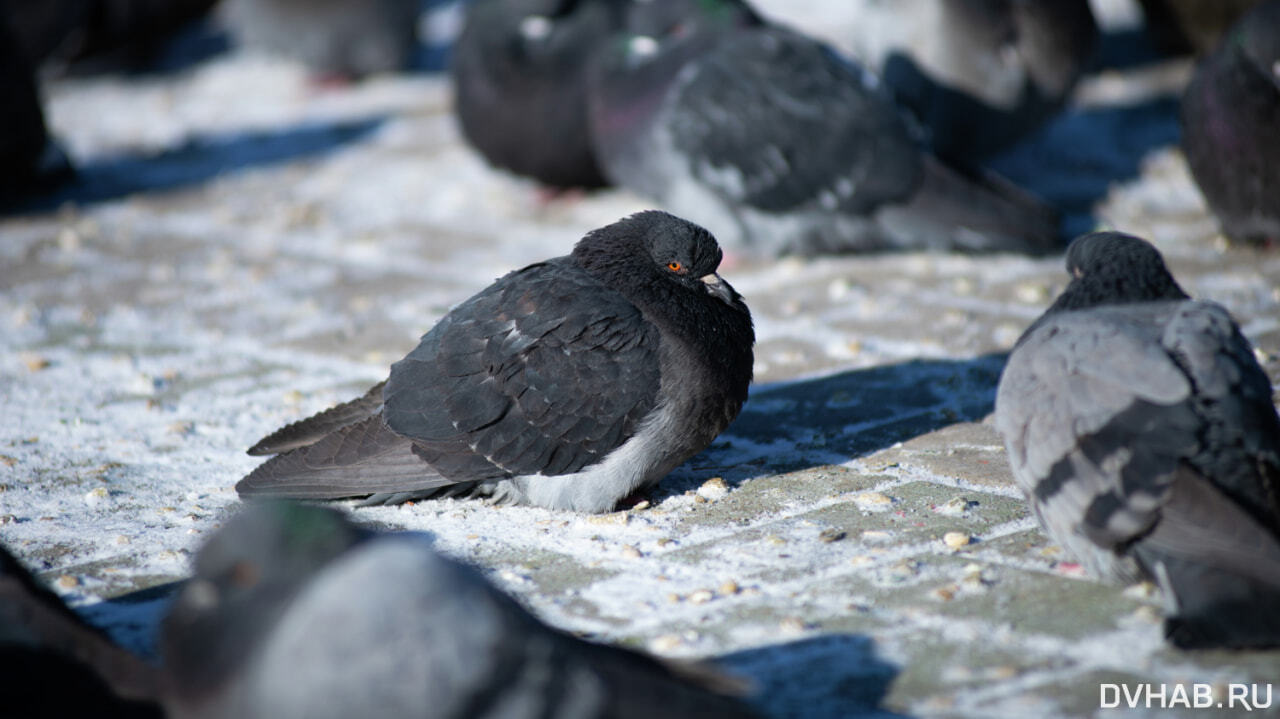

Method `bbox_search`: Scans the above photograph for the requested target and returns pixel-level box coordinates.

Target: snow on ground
[2,3,1279,717]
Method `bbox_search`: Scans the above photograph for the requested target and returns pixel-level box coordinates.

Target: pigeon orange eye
[667,261,682,272]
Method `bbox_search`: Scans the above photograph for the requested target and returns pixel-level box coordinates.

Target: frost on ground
[3,24,1280,719]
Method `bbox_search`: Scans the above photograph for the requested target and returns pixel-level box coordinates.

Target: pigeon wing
[236,413,448,499]
[995,304,1201,563]
[670,27,922,215]
[1158,300,1280,531]
[1133,464,1280,648]
[247,380,387,456]
[384,260,662,483]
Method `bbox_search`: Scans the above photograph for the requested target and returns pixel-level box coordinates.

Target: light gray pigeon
[587,2,1060,256]
[237,211,755,512]
[160,503,761,719]
[995,231,1280,649]
[220,0,420,77]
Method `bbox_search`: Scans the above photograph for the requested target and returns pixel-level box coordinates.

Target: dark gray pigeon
[1181,0,1280,247]
[1139,0,1264,56]
[451,0,628,189]
[0,11,73,206]
[161,503,761,719]
[1,0,217,72]
[221,0,420,77]
[995,231,1280,649]
[863,0,1098,166]
[1,544,162,717]
[237,211,754,512]
[587,3,1061,257]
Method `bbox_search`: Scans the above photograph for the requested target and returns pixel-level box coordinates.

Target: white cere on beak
[629,35,660,59]
[520,15,553,42]
[700,272,734,303]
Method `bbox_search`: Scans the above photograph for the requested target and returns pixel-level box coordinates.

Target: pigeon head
[1048,231,1189,314]
[161,503,370,698]
[572,210,737,302]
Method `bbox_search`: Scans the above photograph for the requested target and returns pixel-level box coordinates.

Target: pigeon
[220,0,421,77]
[994,231,1280,649]
[1139,0,1265,56]
[1,544,162,717]
[0,11,73,206]
[587,5,1061,257]
[855,0,1098,166]
[161,503,761,719]
[1,0,218,72]
[237,211,754,512]
[1180,0,1280,247]
[451,0,630,189]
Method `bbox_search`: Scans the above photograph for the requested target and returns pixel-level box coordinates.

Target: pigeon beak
[699,272,735,304]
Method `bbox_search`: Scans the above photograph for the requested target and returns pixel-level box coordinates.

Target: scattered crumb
[688,589,714,604]
[818,528,846,543]
[852,491,895,512]
[696,477,729,501]
[20,353,51,372]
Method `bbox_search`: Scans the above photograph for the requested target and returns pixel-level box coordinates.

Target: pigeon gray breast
[1,544,161,717]
[237,211,754,512]
[451,0,628,189]
[995,231,1280,649]
[587,5,1060,257]
[1181,0,1280,246]
[221,0,420,77]
[160,503,761,719]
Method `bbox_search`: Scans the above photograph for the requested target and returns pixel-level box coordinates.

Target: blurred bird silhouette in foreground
[161,503,762,718]
[1,543,161,717]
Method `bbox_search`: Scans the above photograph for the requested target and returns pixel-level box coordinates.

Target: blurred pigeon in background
[1,544,162,717]
[588,4,1060,256]
[1139,0,1265,56]
[161,503,762,718]
[1181,0,1280,247]
[0,12,73,205]
[237,211,754,512]
[1,0,218,73]
[846,0,1098,167]
[220,0,422,77]
[995,231,1280,649]
[452,0,628,189]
